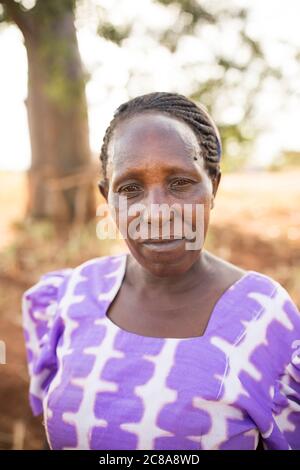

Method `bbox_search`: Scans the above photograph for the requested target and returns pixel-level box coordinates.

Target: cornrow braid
[99,92,222,182]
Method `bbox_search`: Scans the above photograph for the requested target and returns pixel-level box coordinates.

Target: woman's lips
[141,237,186,252]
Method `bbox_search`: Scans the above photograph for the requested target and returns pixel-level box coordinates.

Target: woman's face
[101,111,220,277]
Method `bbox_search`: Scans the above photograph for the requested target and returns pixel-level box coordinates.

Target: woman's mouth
[141,237,186,252]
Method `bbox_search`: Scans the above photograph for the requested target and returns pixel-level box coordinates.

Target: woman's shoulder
[242,268,299,318]
[22,250,126,312]
[207,250,297,307]
[205,250,280,301]
[23,252,127,298]
[73,251,127,276]
[67,251,127,278]
[231,268,300,369]
[207,251,300,340]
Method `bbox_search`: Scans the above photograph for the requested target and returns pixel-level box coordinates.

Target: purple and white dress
[22,252,300,450]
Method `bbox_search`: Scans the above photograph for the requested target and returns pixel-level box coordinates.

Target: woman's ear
[98,180,108,201]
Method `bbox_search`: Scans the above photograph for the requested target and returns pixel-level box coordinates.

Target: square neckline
[103,252,256,342]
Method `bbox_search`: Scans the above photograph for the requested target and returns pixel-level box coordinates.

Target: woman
[22,92,300,450]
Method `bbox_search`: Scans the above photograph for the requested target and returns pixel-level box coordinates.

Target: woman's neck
[125,249,213,297]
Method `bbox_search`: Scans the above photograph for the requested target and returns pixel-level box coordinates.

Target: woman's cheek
[188,185,213,240]
[113,204,140,241]
[106,191,137,240]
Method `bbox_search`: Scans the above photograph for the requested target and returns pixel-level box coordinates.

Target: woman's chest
[106,284,218,339]
[43,323,258,450]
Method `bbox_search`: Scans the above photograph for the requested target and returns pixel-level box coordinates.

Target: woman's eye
[170,179,193,189]
[118,184,141,194]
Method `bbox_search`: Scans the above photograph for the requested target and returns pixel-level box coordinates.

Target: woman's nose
[140,187,174,228]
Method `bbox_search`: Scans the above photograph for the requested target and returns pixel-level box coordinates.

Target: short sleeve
[22,268,72,416]
[270,284,300,450]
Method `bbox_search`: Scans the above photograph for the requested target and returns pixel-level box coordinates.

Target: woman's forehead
[105,114,207,185]
[107,112,201,165]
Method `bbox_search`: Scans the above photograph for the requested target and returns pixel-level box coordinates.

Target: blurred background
[0,0,299,450]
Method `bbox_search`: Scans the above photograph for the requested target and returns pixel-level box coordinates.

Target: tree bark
[2,1,96,225]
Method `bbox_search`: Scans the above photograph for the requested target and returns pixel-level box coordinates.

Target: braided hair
[99,91,222,182]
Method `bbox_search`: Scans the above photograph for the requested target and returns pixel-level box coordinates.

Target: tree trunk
[21,5,95,225]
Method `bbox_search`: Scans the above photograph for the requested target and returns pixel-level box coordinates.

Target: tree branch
[0,0,31,35]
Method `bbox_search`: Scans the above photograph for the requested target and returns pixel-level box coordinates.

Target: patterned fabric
[22,252,300,450]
